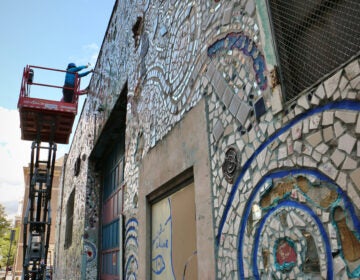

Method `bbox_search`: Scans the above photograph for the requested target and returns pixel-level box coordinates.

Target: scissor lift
[18,65,81,280]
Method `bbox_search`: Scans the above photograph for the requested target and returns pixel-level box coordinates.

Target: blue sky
[0,0,115,220]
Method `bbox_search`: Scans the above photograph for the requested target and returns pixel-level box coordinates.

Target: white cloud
[0,107,30,221]
[83,43,100,67]
[69,43,100,69]
[0,107,69,222]
[83,43,99,52]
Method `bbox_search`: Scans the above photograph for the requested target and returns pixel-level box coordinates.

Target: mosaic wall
[55,1,138,278]
[54,0,360,279]
[209,61,360,279]
[125,216,139,280]
[54,113,98,279]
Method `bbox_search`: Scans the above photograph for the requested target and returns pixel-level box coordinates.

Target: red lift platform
[18,65,80,144]
[18,65,84,279]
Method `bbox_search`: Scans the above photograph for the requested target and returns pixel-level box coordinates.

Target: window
[103,145,125,202]
[102,219,120,250]
[268,0,360,101]
[132,17,143,49]
[64,189,75,249]
[151,180,198,280]
[102,251,120,276]
[74,156,81,176]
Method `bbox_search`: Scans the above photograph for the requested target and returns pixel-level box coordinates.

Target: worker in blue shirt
[62,62,93,102]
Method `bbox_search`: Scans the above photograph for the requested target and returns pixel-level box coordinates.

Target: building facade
[54,0,360,279]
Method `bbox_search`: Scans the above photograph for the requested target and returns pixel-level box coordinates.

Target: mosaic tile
[306,131,322,147]
[304,156,317,168]
[278,130,290,142]
[302,118,310,134]
[309,114,321,130]
[340,76,350,93]
[334,121,345,138]
[336,171,347,188]
[258,122,267,135]
[350,168,360,192]
[338,133,356,154]
[229,94,241,116]
[222,6,233,25]
[342,156,357,170]
[335,111,357,124]
[345,60,360,81]
[245,0,256,16]
[297,95,310,110]
[333,255,346,275]
[222,87,234,107]
[322,212,330,223]
[330,149,346,167]
[347,88,358,99]
[333,89,341,100]
[236,102,252,125]
[264,110,273,122]
[213,120,225,142]
[350,75,360,89]
[322,126,334,143]
[254,96,266,121]
[319,161,338,180]
[302,143,314,156]
[270,87,283,114]
[324,70,342,98]
[206,61,216,80]
[314,84,325,99]
[322,111,334,126]
[294,105,305,116]
[291,123,302,141]
[267,122,275,136]
[315,143,329,154]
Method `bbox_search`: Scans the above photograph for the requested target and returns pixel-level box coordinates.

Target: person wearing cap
[62,62,93,102]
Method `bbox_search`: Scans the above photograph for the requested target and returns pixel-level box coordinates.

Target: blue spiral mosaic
[207,32,267,90]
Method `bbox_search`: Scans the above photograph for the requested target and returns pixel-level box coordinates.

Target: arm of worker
[67,65,88,73]
[78,69,94,78]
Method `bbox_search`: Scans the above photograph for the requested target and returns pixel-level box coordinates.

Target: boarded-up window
[151,182,197,280]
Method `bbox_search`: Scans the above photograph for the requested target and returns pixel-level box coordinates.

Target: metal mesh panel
[268,0,360,101]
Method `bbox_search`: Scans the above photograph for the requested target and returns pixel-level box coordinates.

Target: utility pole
[5,229,15,279]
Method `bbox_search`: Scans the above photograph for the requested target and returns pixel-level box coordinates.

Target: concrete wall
[54,0,360,279]
[138,99,214,279]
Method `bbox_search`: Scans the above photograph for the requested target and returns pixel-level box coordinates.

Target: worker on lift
[62,62,93,102]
